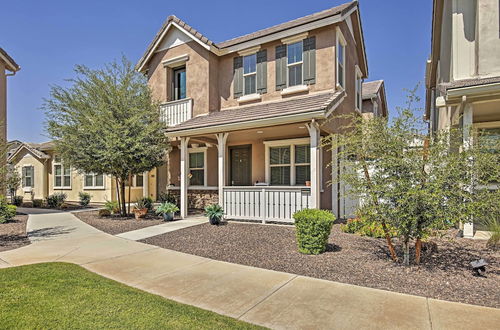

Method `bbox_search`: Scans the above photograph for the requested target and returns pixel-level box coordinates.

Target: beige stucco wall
[13,150,47,200]
[477,0,500,77]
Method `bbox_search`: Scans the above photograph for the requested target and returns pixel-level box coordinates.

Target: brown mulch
[0,214,30,252]
[73,211,165,235]
[140,222,500,308]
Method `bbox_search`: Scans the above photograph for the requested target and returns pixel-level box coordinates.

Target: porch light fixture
[298,126,305,129]
[470,259,487,276]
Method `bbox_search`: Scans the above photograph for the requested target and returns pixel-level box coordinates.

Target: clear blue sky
[2,0,432,143]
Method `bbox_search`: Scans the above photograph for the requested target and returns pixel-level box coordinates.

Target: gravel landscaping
[0,213,30,252]
[73,211,164,235]
[141,222,500,308]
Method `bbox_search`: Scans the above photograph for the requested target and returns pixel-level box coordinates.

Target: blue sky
[2,0,432,143]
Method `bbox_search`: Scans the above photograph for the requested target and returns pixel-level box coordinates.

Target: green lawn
[0,262,263,329]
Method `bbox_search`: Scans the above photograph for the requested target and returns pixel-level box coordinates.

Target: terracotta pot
[305,181,311,187]
[133,208,148,220]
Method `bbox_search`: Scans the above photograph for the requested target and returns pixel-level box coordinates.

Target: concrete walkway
[0,212,499,329]
[116,216,207,241]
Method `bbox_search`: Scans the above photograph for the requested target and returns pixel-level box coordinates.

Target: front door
[230,145,252,186]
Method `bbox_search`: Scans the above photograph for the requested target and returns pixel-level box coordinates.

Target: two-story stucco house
[425,0,500,237]
[136,0,386,222]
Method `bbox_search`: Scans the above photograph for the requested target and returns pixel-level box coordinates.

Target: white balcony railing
[159,98,193,127]
[223,186,311,223]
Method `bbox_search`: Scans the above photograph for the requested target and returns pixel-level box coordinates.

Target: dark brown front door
[230,145,252,186]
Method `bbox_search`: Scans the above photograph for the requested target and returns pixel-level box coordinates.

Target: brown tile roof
[362,80,383,98]
[439,76,500,92]
[0,47,20,72]
[7,143,50,163]
[167,91,343,133]
[216,1,357,48]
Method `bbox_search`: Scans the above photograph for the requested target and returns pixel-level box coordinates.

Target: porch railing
[159,98,193,127]
[223,186,311,223]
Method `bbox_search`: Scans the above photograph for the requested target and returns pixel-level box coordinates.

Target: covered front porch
[166,121,333,223]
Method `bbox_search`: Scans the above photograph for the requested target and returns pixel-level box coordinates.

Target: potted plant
[205,204,224,225]
[155,202,179,221]
[133,198,148,220]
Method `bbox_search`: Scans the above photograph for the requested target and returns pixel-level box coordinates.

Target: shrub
[341,217,396,238]
[78,192,92,206]
[98,209,111,217]
[0,196,17,223]
[46,193,67,208]
[483,218,500,249]
[294,209,335,255]
[32,199,44,208]
[12,196,23,206]
[136,197,154,211]
[155,202,179,215]
[158,191,178,205]
[104,200,120,214]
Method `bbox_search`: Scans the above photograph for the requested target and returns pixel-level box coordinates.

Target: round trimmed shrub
[294,209,335,255]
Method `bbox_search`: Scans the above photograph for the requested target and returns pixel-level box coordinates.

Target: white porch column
[216,133,229,207]
[306,121,321,209]
[462,103,474,238]
[180,137,190,218]
[143,171,149,198]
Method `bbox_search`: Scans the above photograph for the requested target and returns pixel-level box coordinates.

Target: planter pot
[209,216,221,225]
[133,208,148,220]
[162,212,174,221]
[305,181,311,187]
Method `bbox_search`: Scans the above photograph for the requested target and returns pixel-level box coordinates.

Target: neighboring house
[425,0,500,237]
[7,141,153,204]
[361,80,388,119]
[136,0,386,221]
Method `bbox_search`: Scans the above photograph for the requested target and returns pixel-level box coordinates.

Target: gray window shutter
[303,36,316,85]
[275,45,287,91]
[256,50,267,94]
[31,166,34,187]
[233,56,243,98]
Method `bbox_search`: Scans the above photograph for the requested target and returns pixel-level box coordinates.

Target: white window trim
[188,147,208,187]
[264,138,310,186]
[22,165,34,188]
[243,53,258,96]
[83,173,105,190]
[336,27,346,90]
[355,65,363,113]
[286,40,304,88]
[53,157,71,189]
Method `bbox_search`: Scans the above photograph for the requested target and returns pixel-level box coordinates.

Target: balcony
[159,98,193,127]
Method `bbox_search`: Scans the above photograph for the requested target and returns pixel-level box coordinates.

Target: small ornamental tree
[325,86,500,265]
[5,166,21,203]
[44,57,168,216]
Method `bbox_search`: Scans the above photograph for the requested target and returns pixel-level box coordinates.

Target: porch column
[216,133,229,207]
[143,171,149,198]
[180,137,190,218]
[306,121,321,209]
[462,103,474,238]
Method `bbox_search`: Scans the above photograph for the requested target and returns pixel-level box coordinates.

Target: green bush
[78,192,92,206]
[341,217,396,238]
[46,193,67,208]
[0,196,17,223]
[104,200,120,214]
[32,199,44,208]
[136,197,154,211]
[483,218,500,249]
[294,209,335,255]
[12,196,23,206]
[157,191,178,205]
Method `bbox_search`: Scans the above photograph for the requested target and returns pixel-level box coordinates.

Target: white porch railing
[159,98,193,127]
[223,186,311,223]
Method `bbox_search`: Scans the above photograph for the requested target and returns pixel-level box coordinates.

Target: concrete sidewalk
[116,216,206,240]
[0,212,498,329]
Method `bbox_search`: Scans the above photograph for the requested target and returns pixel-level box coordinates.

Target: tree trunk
[120,180,127,217]
[403,238,410,266]
[115,177,121,213]
[127,173,132,215]
[415,237,422,264]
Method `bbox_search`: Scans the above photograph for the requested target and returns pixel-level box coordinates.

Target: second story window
[172,66,186,100]
[243,54,257,95]
[355,66,363,111]
[287,41,303,87]
[336,28,346,89]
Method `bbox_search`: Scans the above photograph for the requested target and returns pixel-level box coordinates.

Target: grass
[0,262,263,330]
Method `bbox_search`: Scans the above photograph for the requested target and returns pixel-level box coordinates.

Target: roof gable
[0,47,20,72]
[7,143,50,163]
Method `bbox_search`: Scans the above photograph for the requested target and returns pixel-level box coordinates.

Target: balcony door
[172,66,186,100]
[230,145,252,186]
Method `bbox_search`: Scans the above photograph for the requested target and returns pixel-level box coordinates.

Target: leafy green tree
[44,57,168,216]
[325,87,500,265]
[5,166,21,203]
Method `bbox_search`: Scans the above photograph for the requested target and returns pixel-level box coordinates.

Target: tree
[325,87,500,265]
[44,57,168,216]
[5,166,21,203]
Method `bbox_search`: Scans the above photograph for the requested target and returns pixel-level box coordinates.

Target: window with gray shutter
[233,56,243,98]
[275,45,287,91]
[303,36,316,85]
[256,50,267,94]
